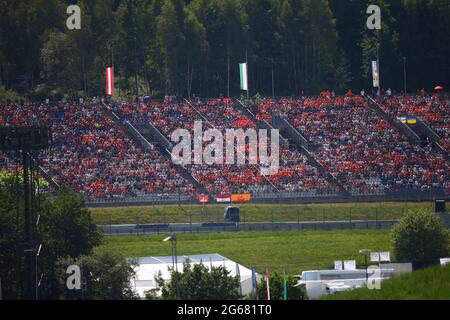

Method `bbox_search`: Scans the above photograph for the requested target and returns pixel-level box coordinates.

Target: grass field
[323,264,450,300]
[98,230,393,274]
[90,202,432,225]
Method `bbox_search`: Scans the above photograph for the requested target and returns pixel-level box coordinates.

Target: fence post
[271,210,274,229]
[189,211,192,233]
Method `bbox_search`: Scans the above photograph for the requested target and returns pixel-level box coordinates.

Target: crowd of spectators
[1,100,195,199]
[2,92,448,199]
[111,97,336,195]
[249,94,449,194]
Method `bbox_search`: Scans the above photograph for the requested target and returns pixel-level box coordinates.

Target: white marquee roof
[131,253,260,298]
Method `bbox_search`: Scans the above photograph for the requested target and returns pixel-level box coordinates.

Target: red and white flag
[106,67,114,96]
[197,194,209,204]
[216,194,231,203]
[265,269,270,301]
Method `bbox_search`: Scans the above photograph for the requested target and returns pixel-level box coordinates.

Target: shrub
[392,210,449,264]
[254,272,307,300]
[154,259,241,300]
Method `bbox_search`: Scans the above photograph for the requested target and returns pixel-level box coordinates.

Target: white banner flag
[380,252,391,262]
[372,61,379,88]
[239,63,248,91]
[370,252,380,263]
[344,260,356,270]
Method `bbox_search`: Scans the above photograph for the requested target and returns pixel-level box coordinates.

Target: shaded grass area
[97,230,392,274]
[90,202,432,225]
[323,264,450,300]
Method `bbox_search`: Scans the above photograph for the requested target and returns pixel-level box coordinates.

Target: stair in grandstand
[234,99,350,197]
[100,102,207,194]
[233,99,288,147]
[27,153,60,191]
[37,164,60,190]
[367,96,449,161]
[233,98,259,124]
[366,96,422,145]
[407,118,450,160]
[271,115,315,150]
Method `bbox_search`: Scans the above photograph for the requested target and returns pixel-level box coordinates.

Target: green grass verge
[90,202,432,225]
[97,230,392,274]
[323,264,450,300]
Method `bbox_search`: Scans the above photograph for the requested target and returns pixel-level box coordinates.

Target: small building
[131,253,259,298]
[298,263,412,299]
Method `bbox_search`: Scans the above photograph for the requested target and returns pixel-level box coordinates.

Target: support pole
[246,49,249,99]
[23,151,35,300]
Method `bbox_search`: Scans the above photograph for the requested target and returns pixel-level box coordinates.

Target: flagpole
[272,60,275,99]
[265,269,270,301]
[403,56,407,94]
[236,264,243,298]
[246,49,249,99]
[377,43,381,97]
[251,267,257,300]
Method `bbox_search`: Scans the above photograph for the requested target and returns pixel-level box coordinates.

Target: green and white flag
[239,63,248,91]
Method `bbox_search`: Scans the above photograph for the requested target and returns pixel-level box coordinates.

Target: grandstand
[247,94,449,195]
[1,93,449,204]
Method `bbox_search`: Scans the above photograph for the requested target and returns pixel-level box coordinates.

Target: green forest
[0,0,448,99]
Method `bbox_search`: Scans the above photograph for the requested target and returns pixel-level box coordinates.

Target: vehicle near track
[224,206,240,223]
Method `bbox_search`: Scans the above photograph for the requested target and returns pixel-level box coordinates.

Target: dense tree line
[0,0,448,99]
[0,175,102,299]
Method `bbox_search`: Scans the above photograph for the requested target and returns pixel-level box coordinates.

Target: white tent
[131,253,260,298]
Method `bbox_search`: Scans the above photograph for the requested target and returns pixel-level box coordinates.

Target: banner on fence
[197,194,209,204]
[231,194,252,203]
[216,194,231,203]
[398,116,417,124]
